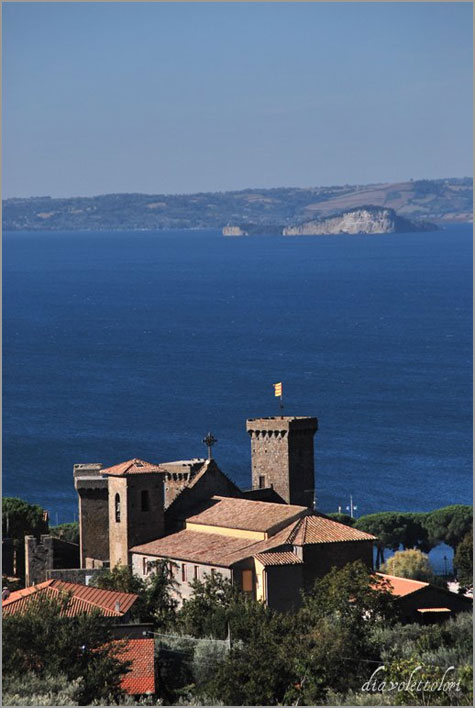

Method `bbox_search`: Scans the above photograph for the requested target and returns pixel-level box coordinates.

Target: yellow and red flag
[273,382,283,397]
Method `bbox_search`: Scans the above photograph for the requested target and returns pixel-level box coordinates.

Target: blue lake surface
[3,226,473,544]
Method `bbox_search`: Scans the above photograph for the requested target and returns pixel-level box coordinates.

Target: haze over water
[3,226,472,528]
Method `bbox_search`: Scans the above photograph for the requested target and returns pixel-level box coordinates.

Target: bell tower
[104,458,166,568]
[246,416,318,508]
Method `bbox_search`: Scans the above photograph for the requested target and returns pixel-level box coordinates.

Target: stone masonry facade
[246,416,318,508]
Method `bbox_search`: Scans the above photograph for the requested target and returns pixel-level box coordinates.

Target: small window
[141,490,150,512]
[242,569,253,593]
[182,563,187,582]
[258,475,266,489]
[115,493,121,523]
[194,565,199,580]
[143,557,147,575]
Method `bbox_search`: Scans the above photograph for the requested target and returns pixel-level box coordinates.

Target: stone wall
[131,552,232,606]
[25,535,80,586]
[47,566,105,585]
[2,538,15,576]
[240,488,284,503]
[164,460,242,533]
[74,465,109,568]
[265,564,304,612]
[108,473,165,568]
[301,540,374,589]
[161,459,206,508]
[108,476,129,568]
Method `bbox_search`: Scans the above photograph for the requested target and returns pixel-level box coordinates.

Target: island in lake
[224,206,438,237]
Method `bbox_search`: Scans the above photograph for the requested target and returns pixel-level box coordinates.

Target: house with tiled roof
[27,414,380,612]
[375,573,472,623]
[2,578,138,620]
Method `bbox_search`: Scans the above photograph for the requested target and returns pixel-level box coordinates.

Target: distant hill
[3,177,472,231]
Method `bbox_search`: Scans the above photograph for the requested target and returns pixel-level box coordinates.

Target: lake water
[3,226,472,566]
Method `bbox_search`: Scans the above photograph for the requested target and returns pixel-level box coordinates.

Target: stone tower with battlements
[105,459,166,568]
[74,463,109,568]
[246,416,318,508]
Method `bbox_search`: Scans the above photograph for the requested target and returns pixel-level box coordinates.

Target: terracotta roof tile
[286,514,377,545]
[186,496,307,533]
[131,529,263,567]
[2,580,138,617]
[375,573,429,597]
[102,458,165,476]
[254,551,303,566]
[116,639,155,695]
[249,513,376,549]
[132,510,376,569]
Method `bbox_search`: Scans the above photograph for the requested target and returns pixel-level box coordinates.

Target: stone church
[68,415,375,610]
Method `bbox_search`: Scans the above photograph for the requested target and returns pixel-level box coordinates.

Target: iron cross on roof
[202,432,218,460]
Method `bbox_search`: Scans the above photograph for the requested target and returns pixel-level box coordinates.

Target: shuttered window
[242,569,253,593]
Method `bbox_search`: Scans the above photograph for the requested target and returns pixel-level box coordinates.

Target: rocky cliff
[283,207,436,236]
[223,226,248,236]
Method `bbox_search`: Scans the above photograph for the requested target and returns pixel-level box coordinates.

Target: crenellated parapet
[247,429,288,439]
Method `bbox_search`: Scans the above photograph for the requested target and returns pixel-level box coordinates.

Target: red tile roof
[132,511,376,568]
[250,513,376,550]
[116,639,155,695]
[131,529,262,567]
[186,496,307,533]
[254,551,303,566]
[287,515,377,544]
[375,573,429,597]
[102,458,165,476]
[2,580,138,617]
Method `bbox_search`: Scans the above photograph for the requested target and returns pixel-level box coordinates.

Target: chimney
[115,600,121,614]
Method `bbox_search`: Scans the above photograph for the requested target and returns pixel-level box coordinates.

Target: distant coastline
[3,177,472,232]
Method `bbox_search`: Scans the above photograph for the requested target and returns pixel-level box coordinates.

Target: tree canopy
[49,522,79,545]
[454,530,473,589]
[424,505,473,551]
[354,506,473,563]
[381,549,436,582]
[355,512,431,554]
[2,497,48,541]
[326,513,355,526]
[91,563,178,627]
[2,592,130,705]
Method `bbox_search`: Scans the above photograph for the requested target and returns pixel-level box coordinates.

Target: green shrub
[381,549,436,582]
[49,521,79,545]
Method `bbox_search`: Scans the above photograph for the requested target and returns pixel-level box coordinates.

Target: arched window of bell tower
[115,493,121,522]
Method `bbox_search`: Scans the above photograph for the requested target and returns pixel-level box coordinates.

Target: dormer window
[115,493,121,522]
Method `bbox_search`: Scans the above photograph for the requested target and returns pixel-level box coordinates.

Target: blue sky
[3,1,473,198]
